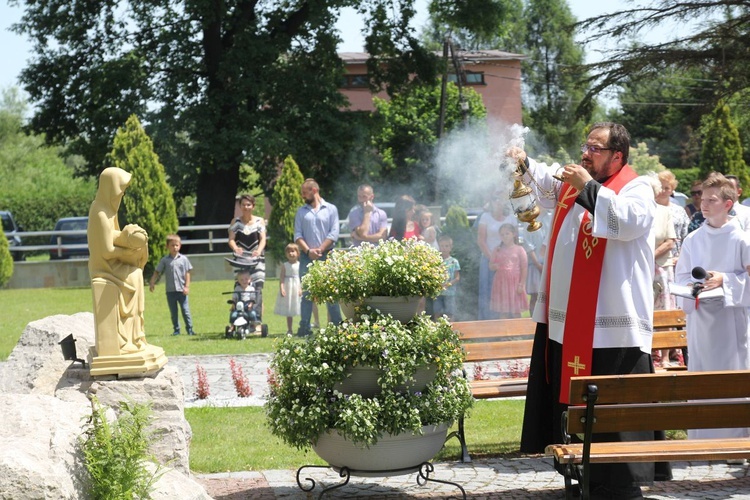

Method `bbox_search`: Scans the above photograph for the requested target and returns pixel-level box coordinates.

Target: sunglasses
[691,191,702,196]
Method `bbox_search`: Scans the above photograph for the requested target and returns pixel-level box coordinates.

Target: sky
[0,1,678,97]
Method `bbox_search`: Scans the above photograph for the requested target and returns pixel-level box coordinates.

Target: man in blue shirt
[348,184,389,246]
[294,178,342,336]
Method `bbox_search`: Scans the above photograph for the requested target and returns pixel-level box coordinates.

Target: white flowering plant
[264,314,473,449]
[302,239,447,304]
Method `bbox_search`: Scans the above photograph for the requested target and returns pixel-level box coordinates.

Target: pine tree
[268,156,304,264]
[699,101,749,190]
[106,115,178,276]
[0,231,13,286]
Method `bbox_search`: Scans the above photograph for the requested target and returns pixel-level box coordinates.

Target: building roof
[339,49,526,65]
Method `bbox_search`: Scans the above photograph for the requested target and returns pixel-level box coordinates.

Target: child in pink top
[489,223,528,318]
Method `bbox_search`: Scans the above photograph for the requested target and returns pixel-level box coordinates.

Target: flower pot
[312,423,449,476]
[339,301,359,320]
[362,296,422,322]
[334,364,437,398]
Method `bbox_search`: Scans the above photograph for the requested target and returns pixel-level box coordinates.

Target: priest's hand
[560,164,593,191]
[506,146,526,163]
[701,271,722,291]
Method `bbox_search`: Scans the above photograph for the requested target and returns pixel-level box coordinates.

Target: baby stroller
[224,254,269,339]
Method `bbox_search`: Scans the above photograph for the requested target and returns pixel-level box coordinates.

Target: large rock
[0,394,90,500]
[0,313,95,396]
[0,314,211,499]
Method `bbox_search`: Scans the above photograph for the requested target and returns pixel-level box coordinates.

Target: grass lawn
[186,399,526,472]
[0,278,331,360]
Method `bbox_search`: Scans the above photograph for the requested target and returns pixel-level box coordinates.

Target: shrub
[0,232,12,286]
[267,156,304,264]
[107,115,179,276]
[79,397,163,499]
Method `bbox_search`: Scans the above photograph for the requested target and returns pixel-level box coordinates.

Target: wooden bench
[448,309,687,462]
[546,370,750,499]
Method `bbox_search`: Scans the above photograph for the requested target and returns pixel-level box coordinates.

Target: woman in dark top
[228,194,266,320]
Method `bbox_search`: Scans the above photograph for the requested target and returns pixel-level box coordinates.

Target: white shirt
[525,158,656,352]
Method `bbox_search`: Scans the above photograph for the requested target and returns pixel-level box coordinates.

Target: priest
[507,122,669,500]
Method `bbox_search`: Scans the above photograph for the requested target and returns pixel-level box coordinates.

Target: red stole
[544,165,638,404]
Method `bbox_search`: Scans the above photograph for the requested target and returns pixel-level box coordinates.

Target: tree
[13,0,498,226]
[610,65,716,170]
[267,156,304,265]
[420,0,524,52]
[0,88,95,246]
[629,142,666,175]
[521,0,593,157]
[577,2,750,110]
[698,100,749,188]
[371,80,486,201]
[106,115,178,275]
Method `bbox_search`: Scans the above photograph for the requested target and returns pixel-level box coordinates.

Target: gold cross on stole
[567,355,586,375]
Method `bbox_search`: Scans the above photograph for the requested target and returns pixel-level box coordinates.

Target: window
[447,71,485,86]
[341,74,370,88]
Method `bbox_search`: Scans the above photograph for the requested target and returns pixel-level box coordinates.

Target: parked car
[1,210,24,261]
[49,217,89,260]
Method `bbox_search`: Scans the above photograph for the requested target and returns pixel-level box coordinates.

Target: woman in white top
[476,190,508,320]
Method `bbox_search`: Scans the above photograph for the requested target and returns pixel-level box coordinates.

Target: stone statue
[88,167,167,377]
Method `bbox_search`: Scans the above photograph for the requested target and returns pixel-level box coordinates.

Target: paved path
[171,355,750,499]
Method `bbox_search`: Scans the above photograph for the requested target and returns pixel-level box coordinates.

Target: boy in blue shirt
[149,234,196,335]
[433,235,461,321]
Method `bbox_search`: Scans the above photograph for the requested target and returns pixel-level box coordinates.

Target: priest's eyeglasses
[580,144,614,155]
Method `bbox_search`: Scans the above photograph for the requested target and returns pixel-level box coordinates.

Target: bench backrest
[566,370,750,435]
[453,309,687,363]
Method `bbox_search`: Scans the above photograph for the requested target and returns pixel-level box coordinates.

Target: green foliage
[443,205,470,230]
[79,398,162,500]
[107,115,178,276]
[699,100,749,189]
[371,81,486,200]
[672,167,702,194]
[267,156,304,264]
[266,314,472,449]
[0,88,95,246]
[520,0,592,157]
[629,142,666,175]
[0,230,12,286]
[442,205,479,320]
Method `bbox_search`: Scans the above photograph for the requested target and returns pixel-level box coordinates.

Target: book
[668,282,724,303]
